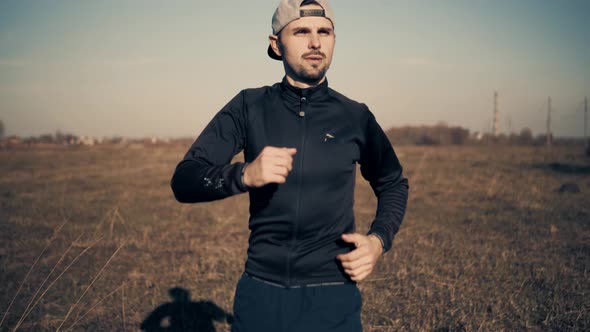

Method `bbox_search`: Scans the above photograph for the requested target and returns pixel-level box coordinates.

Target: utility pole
[585,96,588,151]
[493,91,499,136]
[546,96,552,151]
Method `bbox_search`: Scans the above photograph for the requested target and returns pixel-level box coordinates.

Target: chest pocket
[303,130,359,184]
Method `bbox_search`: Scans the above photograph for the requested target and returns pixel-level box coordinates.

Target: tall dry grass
[0,145,589,331]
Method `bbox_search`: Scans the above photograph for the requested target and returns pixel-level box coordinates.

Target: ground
[0,144,589,331]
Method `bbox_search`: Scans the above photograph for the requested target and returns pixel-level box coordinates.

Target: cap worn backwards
[267,0,335,61]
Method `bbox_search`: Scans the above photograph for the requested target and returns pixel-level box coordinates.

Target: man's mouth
[304,55,324,62]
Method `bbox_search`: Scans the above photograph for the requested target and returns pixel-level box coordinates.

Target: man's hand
[243,146,297,188]
[336,233,384,282]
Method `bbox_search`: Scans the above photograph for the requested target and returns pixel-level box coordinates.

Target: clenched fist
[243,146,297,188]
[337,233,384,282]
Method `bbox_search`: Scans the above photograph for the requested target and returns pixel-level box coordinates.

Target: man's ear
[269,34,282,58]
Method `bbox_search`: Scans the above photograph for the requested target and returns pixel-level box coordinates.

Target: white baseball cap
[267,0,335,60]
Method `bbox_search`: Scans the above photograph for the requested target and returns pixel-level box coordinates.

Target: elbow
[170,173,198,203]
[395,175,410,199]
[170,160,208,203]
[172,191,192,204]
[372,173,409,200]
[399,175,409,192]
[390,168,409,191]
[384,171,409,192]
[170,180,188,203]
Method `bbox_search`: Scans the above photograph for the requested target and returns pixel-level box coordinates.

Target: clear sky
[1,0,589,138]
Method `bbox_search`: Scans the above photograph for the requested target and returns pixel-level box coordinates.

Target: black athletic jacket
[171,77,409,287]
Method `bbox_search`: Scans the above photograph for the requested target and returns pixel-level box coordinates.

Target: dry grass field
[1,144,589,331]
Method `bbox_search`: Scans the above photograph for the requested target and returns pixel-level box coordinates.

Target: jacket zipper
[287,97,307,287]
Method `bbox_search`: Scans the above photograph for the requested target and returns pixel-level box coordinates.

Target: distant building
[77,136,96,146]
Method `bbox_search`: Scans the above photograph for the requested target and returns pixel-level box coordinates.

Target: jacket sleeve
[359,107,409,252]
[170,91,249,203]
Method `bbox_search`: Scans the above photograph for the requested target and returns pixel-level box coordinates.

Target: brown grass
[0,144,589,331]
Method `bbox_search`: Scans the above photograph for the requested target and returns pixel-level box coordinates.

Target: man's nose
[308,32,321,49]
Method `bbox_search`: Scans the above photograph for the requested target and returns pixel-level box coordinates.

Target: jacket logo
[324,133,335,142]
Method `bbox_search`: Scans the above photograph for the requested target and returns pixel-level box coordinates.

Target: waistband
[243,272,354,289]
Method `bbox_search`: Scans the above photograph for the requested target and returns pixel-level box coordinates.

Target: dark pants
[232,273,363,332]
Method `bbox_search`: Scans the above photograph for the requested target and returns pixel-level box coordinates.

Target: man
[170,0,409,331]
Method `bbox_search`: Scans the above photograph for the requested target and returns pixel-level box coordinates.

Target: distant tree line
[0,129,178,149]
[386,123,470,145]
[0,120,584,149]
[385,123,582,146]
[30,131,79,144]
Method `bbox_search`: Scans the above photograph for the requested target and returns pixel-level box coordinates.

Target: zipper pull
[299,111,305,117]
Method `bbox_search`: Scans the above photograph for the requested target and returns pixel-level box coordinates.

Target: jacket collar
[279,76,329,101]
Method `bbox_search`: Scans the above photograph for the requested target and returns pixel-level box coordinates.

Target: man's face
[270,4,335,86]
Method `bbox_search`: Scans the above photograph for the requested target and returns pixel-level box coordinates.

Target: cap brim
[267,44,282,60]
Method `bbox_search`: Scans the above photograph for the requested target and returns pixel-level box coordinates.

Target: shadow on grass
[140,287,233,332]
[532,162,590,175]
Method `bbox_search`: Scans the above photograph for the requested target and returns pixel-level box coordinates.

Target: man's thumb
[285,147,297,155]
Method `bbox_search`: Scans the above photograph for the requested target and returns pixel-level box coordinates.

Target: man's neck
[285,74,326,89]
